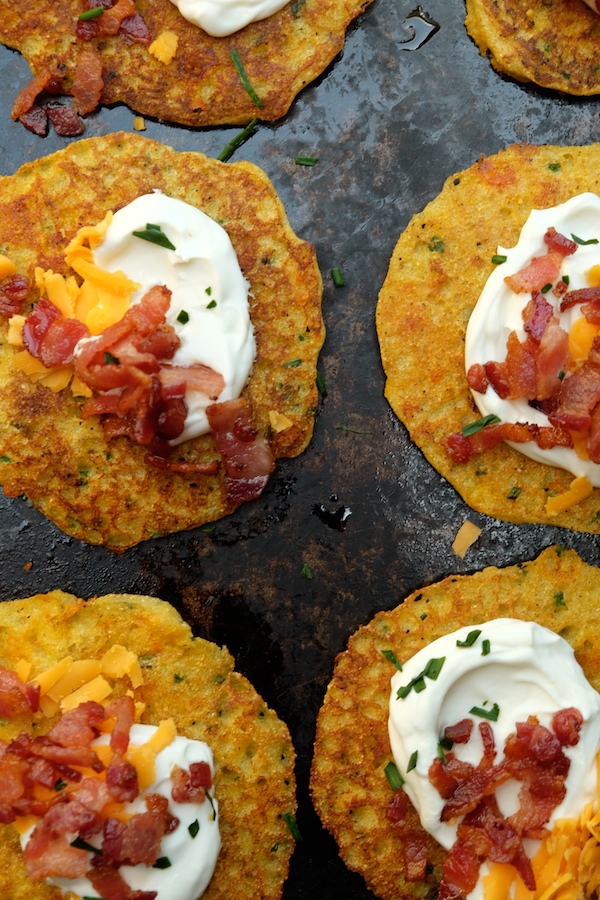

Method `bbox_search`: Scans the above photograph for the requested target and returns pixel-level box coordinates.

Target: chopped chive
[558,370,565,381]
[429,236,444,252]
[420,612,427,620]
[548,162,561,172]
[295,156,318,166]
[407,750,418,772]
[282,811,303,841]
[132,223,176,250]
[541,283,552,293]
[316,371,327,397]
[70,837,102,854]
[437,743,447,764]
[331,267,345,287]
[462,414,501,436]
[301,562,313,580]
[104,351,119,365]
[456,629,481,648]
[555,591,566,607]
[381,649,403,671]
[491,254,507,265]
[396,657,445,699]
[507,486,521,500]
[470,702,500,721]
[79,6,104,19]
[413,676,427,693]
[284,359,302,368]
[0,455,10,462]
[334,425,373,434]
[82,896,106,900]
[217,117,259,162]
[571,233,599,245]
[54,778,67,791]
[439,734,454,750]
[229,49,263,108]
[188,819,200,839]
[206,791,217,818]
[423,656,445,680]
[384,760,405,790]
[562,275,570,286]
[177,310,189,324]
[206,299,217,309]
[153,857,172,869]
[206,286,212,295]
[201,522,216,533]
[481,639,491,656]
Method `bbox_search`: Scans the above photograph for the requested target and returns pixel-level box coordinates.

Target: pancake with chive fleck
[0,0,374,128]
[465,0,600,95]
[0,132,324,551]
[0,589,297,900]
[310,546,600,899]
[376,141,600,533]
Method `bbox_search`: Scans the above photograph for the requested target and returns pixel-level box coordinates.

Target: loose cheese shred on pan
[148,31,179,64]
[545,475,593,516]
[451,520,482,558]
[133,115,146,131]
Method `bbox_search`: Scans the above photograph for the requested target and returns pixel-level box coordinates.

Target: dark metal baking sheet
[1,2,600,897]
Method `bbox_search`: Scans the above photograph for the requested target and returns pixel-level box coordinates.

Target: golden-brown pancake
[0,0,374,128]
[0,132,324,550]
[310,545,600,900]
[466,0,600,95]
[376,142,600,533]
[0,589,297,900]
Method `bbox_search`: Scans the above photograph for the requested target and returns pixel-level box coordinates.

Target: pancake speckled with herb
[0,0,374,128]
[0,132,324,551]
[310,546,600,899]
[466,0,600,95]
[0,589,297,900]
[376,142,600,532]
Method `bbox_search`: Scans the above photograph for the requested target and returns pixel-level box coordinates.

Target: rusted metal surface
[1,1,600,896]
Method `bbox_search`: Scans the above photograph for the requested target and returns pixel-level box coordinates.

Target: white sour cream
[91,192,255,444]
[581,0,600,14]
[168,0,289,37]
[22,724,221,900]
[388,618,600,898]
[465,192,600,483]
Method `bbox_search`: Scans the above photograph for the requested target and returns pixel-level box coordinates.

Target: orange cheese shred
[545,475,593,516]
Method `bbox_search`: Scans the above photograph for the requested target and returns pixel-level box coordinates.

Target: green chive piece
[284,359,302,368]
[541,283,552,293]
[423,657,445,680]
[396,656,445,699]
[470,703,500,721]
[555,591,566,607]
[381,649,403,671]
[456,629,481,648]
[316,371,327,397]
[491,254,507,265]
[82,897,106,900]
[437,743,447,764]
[0,455,10,462]
[201,522,216,533]
[384,760,405,790]
[301,562,313,580]
[571,233,599,246]
[548,163,561,172]
[153,857,172,869]
[206,286,212,295]
[104,351,119,365]
[420,612,427,620]
[334,425,373,434]
[132,223,176,251]
[331,267,345,287]
[413,676,427,693]
[79,6,104,19]
[562,275,570,286]
[229,49,264,108]
[206,791,217,818]
[282,811,303,841]
[177,310,189,324]
[462,414,501,436]
[507,486,521,500]
[295,156,318,166]
[206,299,217,309]
[407,750,418,772]
[439,735,454,750]
[54,778,67,791]
[218,117,259,163]
[481,639,491,656]
[188,819,200,839]
[70,837,102,854]
[558,370,565,381]
[429,236,444,252]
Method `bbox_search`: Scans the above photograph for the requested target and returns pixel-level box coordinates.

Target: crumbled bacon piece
[89,857,157,900]
[72,48,104,116]
[559,285,600,312]
[466,363,488,393]
[23,297,89,366]
[386,788,412,824]
[11,69,60,121]
[444,718,473,745]
[19,104,48,136]
[543,227,578,257]
[206,398,276,502]
[45,103,85,137]
[504,250,563,294]
[47,700,105,748]
[0,665,39,717]
[171,761,212,803]
[120,12,152,44]
[404,829,429,881]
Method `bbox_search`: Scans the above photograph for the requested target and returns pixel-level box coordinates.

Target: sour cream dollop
[581,0,600,14]
[91,192,255,444]
[22,724,221,900]
[465,192,600,483]
[168,0,289,37]
[388,618,600,896]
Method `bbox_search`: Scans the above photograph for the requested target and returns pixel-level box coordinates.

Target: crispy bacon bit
[466,363,488,394]
[76,0,138,39]
[560,286,600,312]
[89,857,157,900]
[404,829,429,881]
[19,104,48,136]
[72,48,104,116]
[549,338,600,433]
[0,665,39,717]
[444,718,473,745]
[431,709,580,898]
[544,227,578,257]
[11,69,59,121]
[23,298,89,366]
[47,700,105,748]
[171,761,212,803]
[504,250,562,294]
[120,12,152,44]
[46,103,85,137]
[206,398,276,502]
[386,789,412,824]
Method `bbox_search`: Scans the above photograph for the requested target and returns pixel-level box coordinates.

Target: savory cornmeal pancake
[466,0,600,95]
[0,132,324,551]
[0,589,297,900]
[310,546,600,900]
[0,0,374,128]
[377,142,600,533]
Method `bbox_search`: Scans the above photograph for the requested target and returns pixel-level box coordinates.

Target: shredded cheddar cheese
[268,410,293,432]
[451,519,482,558]
[133,115,146,131]
[127,718,177,790]
[0,254,17,279]
[101,644,144,688]
[148,31,179,64]
[545,475,593,516]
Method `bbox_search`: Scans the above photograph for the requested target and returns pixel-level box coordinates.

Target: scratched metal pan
[1,2,600,898]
